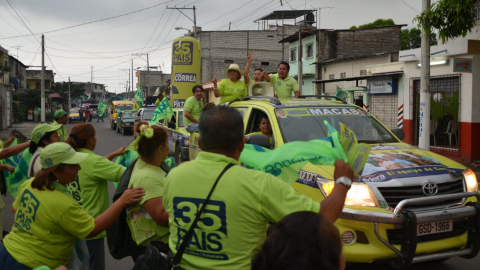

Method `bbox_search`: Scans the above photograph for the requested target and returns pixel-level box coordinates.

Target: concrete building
[0,46,13,130]
[136,70,170,97]
[399,24,480,164]
[8,56,28,93]
[26,69,54,90]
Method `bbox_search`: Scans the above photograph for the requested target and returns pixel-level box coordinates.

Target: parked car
[116,110,136,135]
[188,94,480,267]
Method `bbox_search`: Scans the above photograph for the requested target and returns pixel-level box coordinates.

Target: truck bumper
[340,192,480,268]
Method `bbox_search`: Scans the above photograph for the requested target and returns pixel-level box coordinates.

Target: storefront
[400,28,480,164]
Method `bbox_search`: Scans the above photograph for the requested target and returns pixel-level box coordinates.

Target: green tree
[51,82,85,105]
[350,18,396,29]
[415,0,478,43]
[401,28,438,50]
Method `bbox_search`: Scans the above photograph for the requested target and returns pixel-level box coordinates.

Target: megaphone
[248,82,274,97]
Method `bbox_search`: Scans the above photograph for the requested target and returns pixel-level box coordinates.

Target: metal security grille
[412,75,461,156]
[369,94,398,130]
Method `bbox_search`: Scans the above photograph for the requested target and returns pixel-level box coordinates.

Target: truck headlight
[464,169,478,192]
[317,178,378,207]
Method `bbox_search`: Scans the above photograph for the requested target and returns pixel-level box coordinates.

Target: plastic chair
[444,120,459,145]
[430,120,438,146]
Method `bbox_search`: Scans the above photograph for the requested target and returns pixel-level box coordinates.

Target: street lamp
[175,27,192,35]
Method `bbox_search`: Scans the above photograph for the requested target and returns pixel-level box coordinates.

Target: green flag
[239,121,370,184]
[135,87,144,108]
[113,149,139,188]
[133,101,140,111]
[149,97,174,125]
[335,86,347,100]
[4,140,32,199]
[98,101,107,117]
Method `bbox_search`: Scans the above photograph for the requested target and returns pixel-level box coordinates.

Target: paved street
[1,119,480,269]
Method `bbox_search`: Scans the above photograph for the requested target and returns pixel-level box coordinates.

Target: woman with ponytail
[65,123,126,270]
[127,121,170,261]
[0,143,144,270]
[28,124,62,177]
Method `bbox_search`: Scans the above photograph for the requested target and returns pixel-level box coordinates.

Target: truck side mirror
[391,128,405,141]
[246,134,271,149]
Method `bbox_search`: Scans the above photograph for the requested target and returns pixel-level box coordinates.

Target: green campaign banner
[239,121,370,184]
[133,101,140,111]
[335,86,347,100]
[113,149,139,188]
[98,101,107,117]
[4,142,32,199]
[134,86,144,108]
[149,97,174,125]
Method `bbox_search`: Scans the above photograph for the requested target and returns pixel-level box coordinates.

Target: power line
[400,0,420,13]
[200,0,256,25]
[0,0,175,40]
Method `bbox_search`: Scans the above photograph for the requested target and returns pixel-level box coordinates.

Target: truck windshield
[116,105,132,112]
[142,110,155,121]
[276,107,397,143]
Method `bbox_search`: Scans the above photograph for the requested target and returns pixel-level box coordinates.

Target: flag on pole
[3,139,32,199]
[239,121,370,184]
[335,86,347,100]
[133,100,140,111]
[134,86,144,107]
[149,97,174,125]
[98,101,107,117]
[153,87,160,96]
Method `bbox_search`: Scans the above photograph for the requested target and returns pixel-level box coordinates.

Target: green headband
[127,124,154,150]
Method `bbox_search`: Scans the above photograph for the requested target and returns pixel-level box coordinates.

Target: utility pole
[167,6,197,38]
[41,35,45,123]
[68,77,71,112]
[91,66,93,83]
[147,53,150,97]
[131,59,134,98]
[298,25,303,95]
[418,0,431,150]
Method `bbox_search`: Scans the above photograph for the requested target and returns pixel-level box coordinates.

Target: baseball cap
[31,124,63,144]
[54,109,68,118]
[40,142,88,169]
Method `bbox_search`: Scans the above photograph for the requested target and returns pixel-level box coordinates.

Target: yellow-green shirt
[270,74,299,99]
[4,178,95,269]
[217,79,247,104]
[163,152,320,270]
[246,131,273,143]
[183,96,204,125]
[127,159,169,245]
[52,120,68,142]
[67,148,125,239]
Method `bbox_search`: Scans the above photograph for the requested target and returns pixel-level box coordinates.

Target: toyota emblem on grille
[422,182,439,196]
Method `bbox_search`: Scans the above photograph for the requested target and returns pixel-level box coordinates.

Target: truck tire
[175,145,185,165]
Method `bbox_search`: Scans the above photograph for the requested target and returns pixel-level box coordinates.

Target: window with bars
[340,72,346,79]
[290,48,297,62]
[224,60,234,64]
[329,74,335,79]
[306,43,314,58]
[474,2,480,21]
[360,70,367,76]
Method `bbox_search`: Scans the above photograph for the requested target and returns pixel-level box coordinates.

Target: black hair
[29,131,58,154]
[199,106,244,153]
[254,68,264,73]
[278,61,290,71]
[192,85,204,94]
[251,212,342,270]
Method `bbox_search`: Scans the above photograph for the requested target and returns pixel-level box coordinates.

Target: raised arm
[244,52,253,84]
[0,142,29,160]
[212,76,220,98]
[263,71,272,82]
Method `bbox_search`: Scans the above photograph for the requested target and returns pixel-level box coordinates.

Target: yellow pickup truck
[188,95,479,268]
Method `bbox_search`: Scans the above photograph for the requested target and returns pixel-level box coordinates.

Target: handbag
[133,163,234,270]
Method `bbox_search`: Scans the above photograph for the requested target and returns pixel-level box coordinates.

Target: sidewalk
[0,121,41,141]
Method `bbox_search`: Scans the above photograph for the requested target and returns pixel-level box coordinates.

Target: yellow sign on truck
[171,36,201,108]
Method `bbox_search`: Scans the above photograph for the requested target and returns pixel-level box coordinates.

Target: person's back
[163,106,352,270]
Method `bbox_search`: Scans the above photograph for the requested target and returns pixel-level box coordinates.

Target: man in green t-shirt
[264,61,300,99]
[163,106,354,270]
[52,109,69,142]
[183,85,206,133]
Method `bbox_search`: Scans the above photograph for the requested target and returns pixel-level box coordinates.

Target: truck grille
[377,179,464,209]
[386,220,468,245]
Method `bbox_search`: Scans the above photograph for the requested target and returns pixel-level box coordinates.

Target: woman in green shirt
[0,142,144,270]
[127,121,170,261]
[28,124,62,177]
[212,63,248,104]
[65,123,127,270]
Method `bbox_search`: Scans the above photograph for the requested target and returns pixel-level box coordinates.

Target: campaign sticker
[308,108,362,115]
[175,73,197,83]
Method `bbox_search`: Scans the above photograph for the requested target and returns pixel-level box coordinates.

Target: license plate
[417,220,453,236]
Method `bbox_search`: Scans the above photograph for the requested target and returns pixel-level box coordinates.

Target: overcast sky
[0,0,425,93]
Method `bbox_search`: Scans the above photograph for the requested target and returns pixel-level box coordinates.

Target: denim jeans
[86,238,105,270]
[186,123,199,133]
[0,244,31,270]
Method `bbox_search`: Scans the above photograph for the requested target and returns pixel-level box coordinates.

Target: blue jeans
[86,238,105,270]
[0,243,31,270]
[186,123,199,133]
